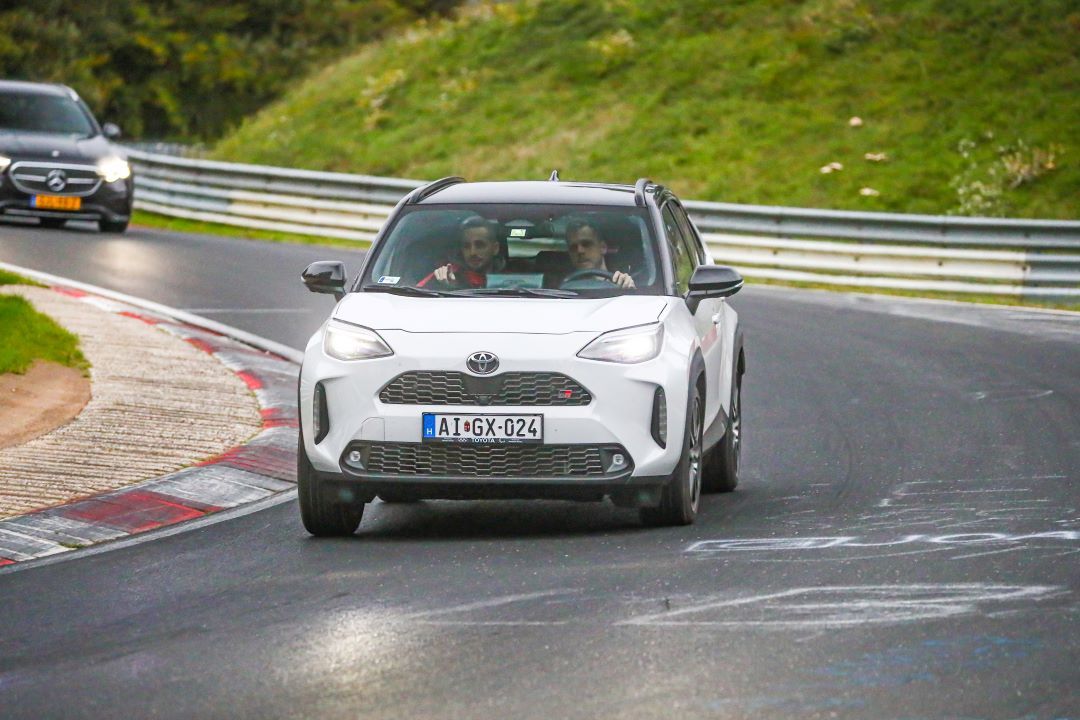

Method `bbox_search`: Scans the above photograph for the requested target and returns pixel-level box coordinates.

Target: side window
[662,205,694,295]
[672,203,706,265]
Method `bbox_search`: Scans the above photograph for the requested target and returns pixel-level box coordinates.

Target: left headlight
[324,321,393,361]
[578,323,664,364]
[96,156,131,183]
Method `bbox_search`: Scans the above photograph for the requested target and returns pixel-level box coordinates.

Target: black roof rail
[633,177,653,207]
[407,176,466,204]
[549,170,560,182]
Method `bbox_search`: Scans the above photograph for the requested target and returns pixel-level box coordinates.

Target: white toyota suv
[298,177,745,535]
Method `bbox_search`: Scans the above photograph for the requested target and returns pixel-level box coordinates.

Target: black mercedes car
[0,80,133,233]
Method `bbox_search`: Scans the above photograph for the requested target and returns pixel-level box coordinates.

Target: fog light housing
[342,445,366,471]
[600,447,632,474]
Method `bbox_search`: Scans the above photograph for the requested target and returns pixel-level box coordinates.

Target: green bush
[0,0,459,139]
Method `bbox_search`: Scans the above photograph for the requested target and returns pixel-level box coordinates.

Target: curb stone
[0,275,299,566]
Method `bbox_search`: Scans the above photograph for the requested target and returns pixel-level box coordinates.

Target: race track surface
[1,221,1077,719]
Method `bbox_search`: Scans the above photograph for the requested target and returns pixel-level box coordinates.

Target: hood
[333,293,670,334]
[0,133,114,163]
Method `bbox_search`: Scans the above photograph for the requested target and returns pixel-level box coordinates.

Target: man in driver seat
[565,219,635,289]
[418,216,503,289]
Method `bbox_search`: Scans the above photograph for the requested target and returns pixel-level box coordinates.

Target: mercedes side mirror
[102,122,122,140]
[686,265,743,312]
[302,261,347,301]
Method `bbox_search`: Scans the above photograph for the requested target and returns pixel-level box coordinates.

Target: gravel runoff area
[0,285,263,519]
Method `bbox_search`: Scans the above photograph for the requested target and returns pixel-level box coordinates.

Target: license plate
[422,413,543,444]
[32,195,82,211]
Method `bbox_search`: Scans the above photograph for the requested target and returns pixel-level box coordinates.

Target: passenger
[565,219,635,289]
[418,216,503,288]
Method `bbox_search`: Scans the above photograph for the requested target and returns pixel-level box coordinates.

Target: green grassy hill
[212,0,1080,218]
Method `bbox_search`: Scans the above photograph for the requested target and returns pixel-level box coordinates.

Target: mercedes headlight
[578,323,664,364]
[324,321,393,361]
[0,155,11,172]
[96,156,131,183]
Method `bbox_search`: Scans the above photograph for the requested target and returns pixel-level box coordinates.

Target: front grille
[379,371,591,406]
[9,162,103,197]
[361,443,614,477]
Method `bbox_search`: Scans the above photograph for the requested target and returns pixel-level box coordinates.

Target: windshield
[0,91,97,136]
[361,203,663,298]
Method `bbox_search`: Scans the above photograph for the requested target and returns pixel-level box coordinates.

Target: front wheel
[703,374,741,493]
[640,383,703,527]
[297,436,363,536]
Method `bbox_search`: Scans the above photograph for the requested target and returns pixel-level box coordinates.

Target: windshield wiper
[456,287,579,298]
[361,284,457,297]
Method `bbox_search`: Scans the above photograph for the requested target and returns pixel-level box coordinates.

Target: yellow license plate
[33,195,82,211]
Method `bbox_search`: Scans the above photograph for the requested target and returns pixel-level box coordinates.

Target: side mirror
[686,265,743,312]
[302,261,347,300]
[102,123,122,140]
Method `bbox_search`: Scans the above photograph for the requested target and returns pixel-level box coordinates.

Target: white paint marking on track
[617,584,1063,629]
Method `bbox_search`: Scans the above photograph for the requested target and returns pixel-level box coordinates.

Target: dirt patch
[0,360,90,449]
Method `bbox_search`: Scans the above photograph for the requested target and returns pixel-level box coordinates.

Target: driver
[565,219,635,289]
[418,216,503,289]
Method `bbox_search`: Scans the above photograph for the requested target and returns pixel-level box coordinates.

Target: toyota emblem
[45,169,68,193]
[466,351,499,375]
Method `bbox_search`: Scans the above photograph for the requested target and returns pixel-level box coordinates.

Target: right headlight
[323,321,393,361]
[0,155,11,172]
[96,156,131,183]
[578,323,664,364]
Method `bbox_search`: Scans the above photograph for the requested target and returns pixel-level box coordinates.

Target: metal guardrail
[125,149,1080,300]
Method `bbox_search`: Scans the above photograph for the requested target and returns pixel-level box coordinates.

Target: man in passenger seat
[565,219,635,289]
[418,216,503,289]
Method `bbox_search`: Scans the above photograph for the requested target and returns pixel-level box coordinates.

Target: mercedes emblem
[45,169,68,193]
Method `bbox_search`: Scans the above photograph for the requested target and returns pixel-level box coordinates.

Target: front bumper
[0,173,133,224]
[300,327,692,488]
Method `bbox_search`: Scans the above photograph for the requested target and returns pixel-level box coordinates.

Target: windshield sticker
[377,275,401,284]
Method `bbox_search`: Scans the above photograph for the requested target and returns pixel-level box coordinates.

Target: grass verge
[0,288,90,376]
[0,270,45,288]
[131,210,371,250]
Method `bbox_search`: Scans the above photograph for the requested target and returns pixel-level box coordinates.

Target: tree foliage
[0,0,457,139]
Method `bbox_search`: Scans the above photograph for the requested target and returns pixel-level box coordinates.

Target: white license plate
[422,413,543,444]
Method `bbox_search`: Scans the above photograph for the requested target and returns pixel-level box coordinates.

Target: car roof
[0,80,77,98]
[418,180,642,207]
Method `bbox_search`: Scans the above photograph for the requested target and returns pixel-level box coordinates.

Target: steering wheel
[561,268,616,285]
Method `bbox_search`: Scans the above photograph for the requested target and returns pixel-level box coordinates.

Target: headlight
[578,323,664,364]
[324,322,393,361]
[96,156,131,183]
[0,155,11,172]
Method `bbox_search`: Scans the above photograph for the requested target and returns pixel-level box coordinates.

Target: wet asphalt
[0,220,1077,719]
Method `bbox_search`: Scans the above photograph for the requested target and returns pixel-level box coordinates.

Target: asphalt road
[1,220,1078,719]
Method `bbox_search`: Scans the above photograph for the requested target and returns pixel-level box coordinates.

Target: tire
[99,219,129,233]
[640,382,703,527]
[39,218,66,229]
[297,435,363,536]
[703,373,741,493]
